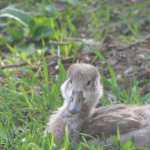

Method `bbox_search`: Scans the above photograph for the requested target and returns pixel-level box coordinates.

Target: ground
[0,0,150,149]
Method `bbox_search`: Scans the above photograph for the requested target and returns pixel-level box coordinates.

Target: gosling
[45,63,150,148]
[44,63,103,143]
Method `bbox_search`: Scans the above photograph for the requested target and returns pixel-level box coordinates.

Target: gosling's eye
[70,96,73,102]
[69,80,72,84]
[86,80,91,86]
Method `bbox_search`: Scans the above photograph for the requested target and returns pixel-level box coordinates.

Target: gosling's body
[45,63,150,148]
[85,104,150,137]
[87,104,150,148]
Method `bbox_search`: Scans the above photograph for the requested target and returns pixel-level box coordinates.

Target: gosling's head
[61,63,103,115]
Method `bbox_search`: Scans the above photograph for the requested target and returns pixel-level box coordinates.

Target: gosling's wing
[83,105,149,138]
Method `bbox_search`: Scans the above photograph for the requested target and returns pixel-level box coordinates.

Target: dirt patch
[100,35,150,92]
[47,35,150,96]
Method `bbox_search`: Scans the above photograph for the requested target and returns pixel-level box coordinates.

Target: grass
[0,0,150,149]
[1,53,149,150]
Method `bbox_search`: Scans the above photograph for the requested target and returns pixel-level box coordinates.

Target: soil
[48,35,150,97]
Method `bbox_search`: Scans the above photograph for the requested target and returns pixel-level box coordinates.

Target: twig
[49,34,150,50]
[1,62,28,69]
[0,56,73,70]
[117,34,150,51]
[49,38,102,47]
[48,40,70,45]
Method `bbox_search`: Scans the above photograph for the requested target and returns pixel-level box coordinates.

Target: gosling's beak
[68,91,83,114]
[69,104,80,114]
